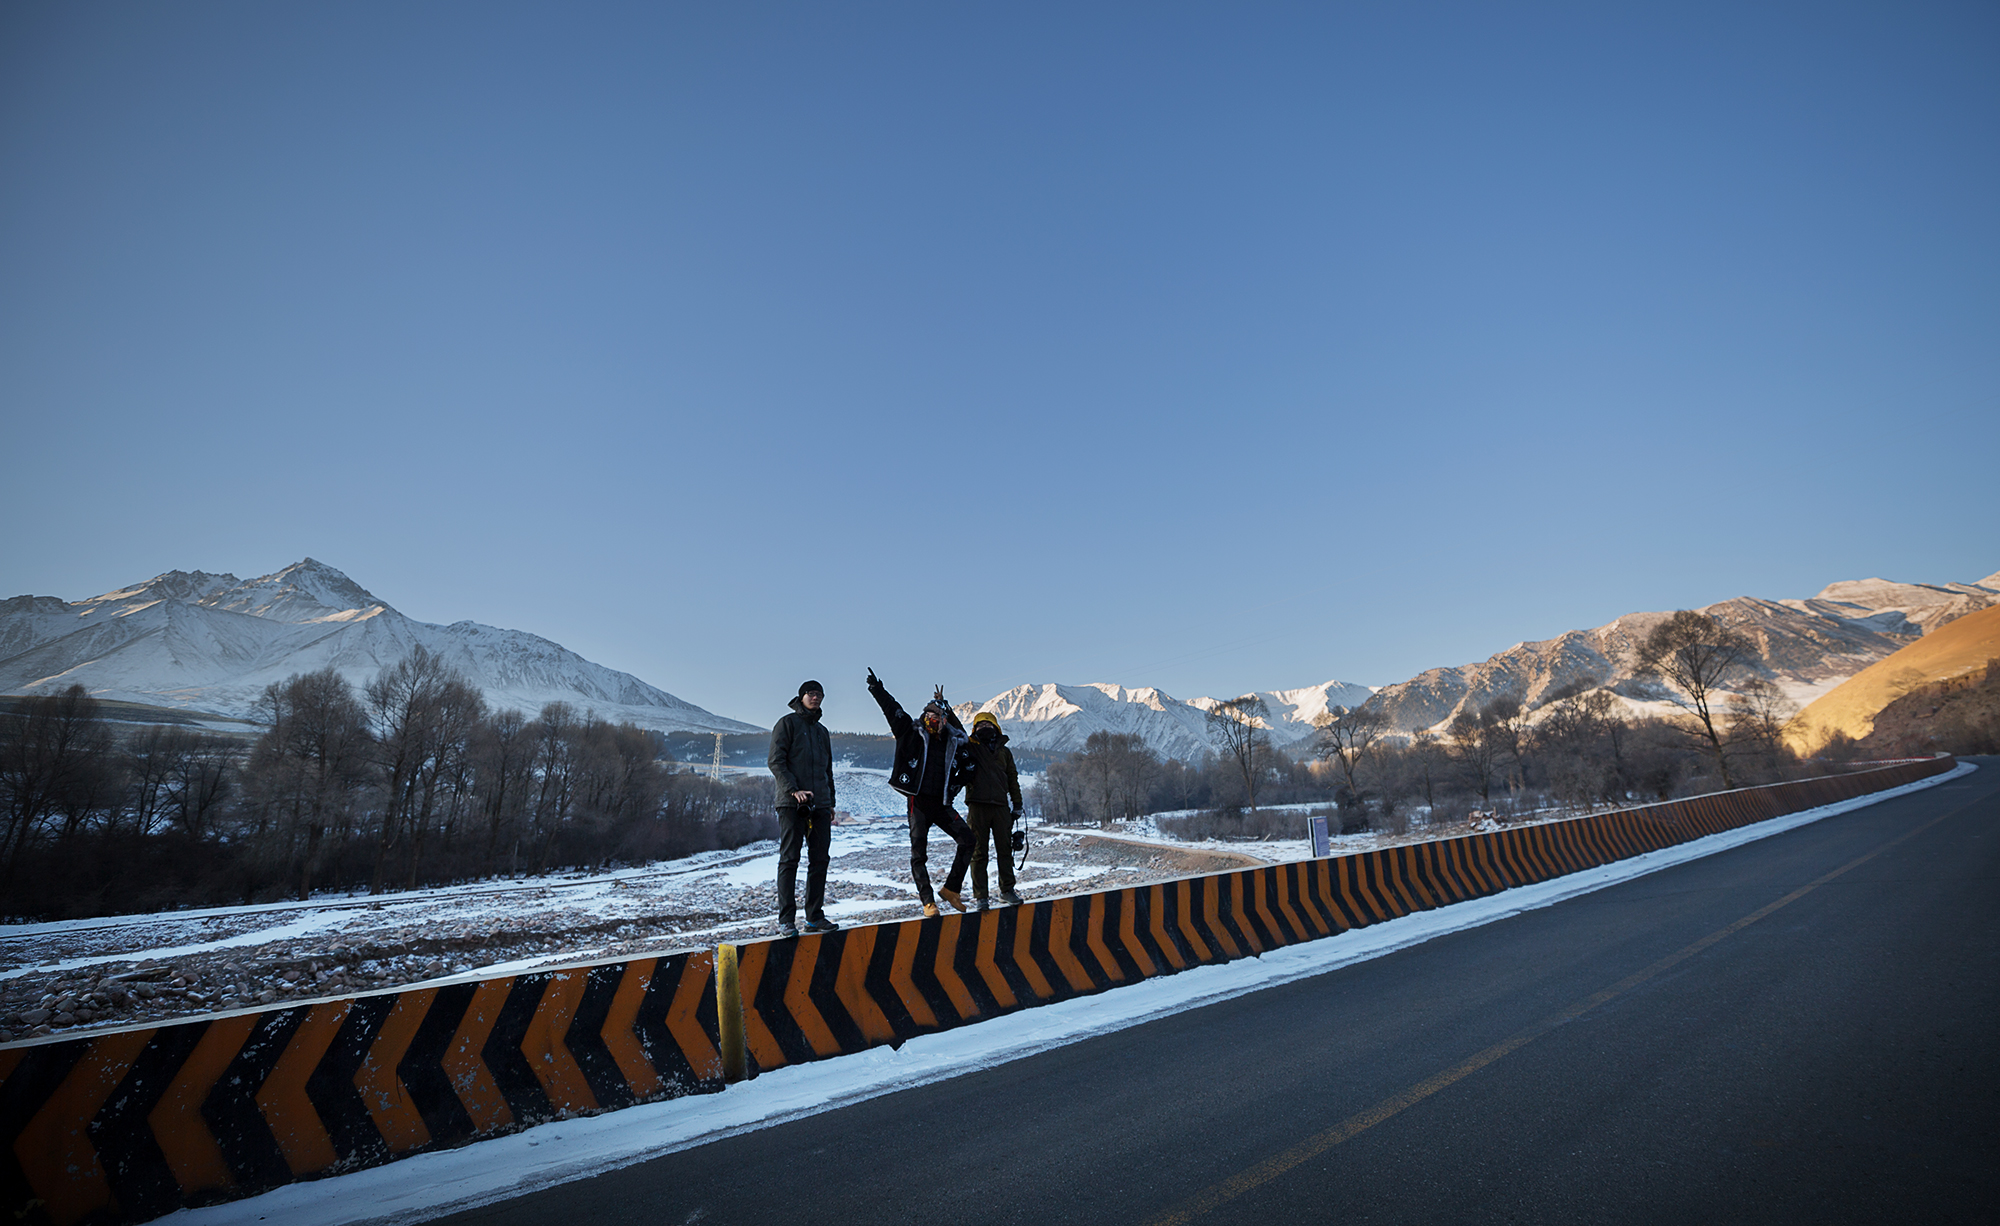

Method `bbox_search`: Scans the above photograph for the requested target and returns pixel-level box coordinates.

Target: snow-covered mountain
[956,679,1377,762]
[1364,569,2000,735]
[0,559,760,735]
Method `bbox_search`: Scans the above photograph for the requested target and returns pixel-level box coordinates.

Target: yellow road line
[1147,790,1986,1225]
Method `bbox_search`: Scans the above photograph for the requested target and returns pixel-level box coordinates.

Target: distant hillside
[0,559,760,736]
[1846,662,1999,757]
[1364,570,2000,735]
[1783,602,2000,753]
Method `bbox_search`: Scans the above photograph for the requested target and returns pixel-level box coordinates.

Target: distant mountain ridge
[1364,570,2000,736]
[0,559,759,735]
[957,569,1999,760]
[956,679,1377,762]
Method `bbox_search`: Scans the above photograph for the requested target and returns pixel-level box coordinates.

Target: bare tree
[1206,695,1272,814]
[529,701,580,871]
[399,676,485,887]
[250,668,371,898]
[474,708,535,873]
[1535,683,1621,808]
[126,725,181,837]
[1034,757,1085,826]
[1636,610,1757,787]
[1407,728,1446,812]
[168,734,234,838]
[1482,696,1534,797]
[366,645,479,893]
[1067,732,1158,827]
[0,685,110,878]
[1726,676,1796,778]
[1315,704,1388,805]
[1447,707,1500,805]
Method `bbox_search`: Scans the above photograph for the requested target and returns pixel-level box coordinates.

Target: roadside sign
[1307,814,1331,858]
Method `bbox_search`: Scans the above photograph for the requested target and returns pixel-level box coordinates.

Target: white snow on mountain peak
[956,677,1377,761]
[199,557,394,624]
[0,559,758,736]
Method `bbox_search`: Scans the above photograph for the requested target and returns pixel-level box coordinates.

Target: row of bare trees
[1,651,777,918]
[1,688,237,885]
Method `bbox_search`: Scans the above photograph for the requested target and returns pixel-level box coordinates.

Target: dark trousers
[776,805,831,926]
[907,795,972,904]
[967,802,1015,897]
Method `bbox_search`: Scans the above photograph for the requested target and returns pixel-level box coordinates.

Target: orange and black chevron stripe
[1,951,722,1226]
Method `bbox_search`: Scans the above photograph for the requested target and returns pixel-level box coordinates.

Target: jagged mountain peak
[90,569,242,607]
[204,558,392,623]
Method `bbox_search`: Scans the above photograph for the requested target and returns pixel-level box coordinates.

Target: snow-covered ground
[0,768,1890,1042]
[159,761,1974,1226]
[1,768,1279,1039]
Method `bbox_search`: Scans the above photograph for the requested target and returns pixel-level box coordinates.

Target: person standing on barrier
[769,679,839,939]
[962,710,1024,907]
[866,668,975,916]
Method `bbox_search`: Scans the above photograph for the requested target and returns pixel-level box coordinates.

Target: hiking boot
[973,895,989,912]
[939,887,966,913]
[922,902,940,919]
[802,916,840,933]
[777,922,799,939]
[1000,889,1023,906]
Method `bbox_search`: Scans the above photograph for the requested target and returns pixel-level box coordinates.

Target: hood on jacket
[972,711,1007,743]
[788,695,823,720]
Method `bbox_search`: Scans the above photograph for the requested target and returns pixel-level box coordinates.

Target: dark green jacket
[768,697,835,811]
[961,729,1022,810]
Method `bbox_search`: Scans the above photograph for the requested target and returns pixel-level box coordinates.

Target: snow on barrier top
[0,757,1956,1226]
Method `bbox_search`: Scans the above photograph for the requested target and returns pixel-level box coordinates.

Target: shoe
[1000,889,1023,906]
[922,902,940,919]
[938,888,966,913]
[802,916,840,933]
[973,895,989,911]
[777,922,799,939]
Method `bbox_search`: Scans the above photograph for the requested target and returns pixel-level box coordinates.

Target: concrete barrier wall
[0,758,1953,1224]
[734,758,1956,1072]
[0,952,722,1226]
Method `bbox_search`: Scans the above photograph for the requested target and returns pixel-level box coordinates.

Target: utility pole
[710,732,725,782]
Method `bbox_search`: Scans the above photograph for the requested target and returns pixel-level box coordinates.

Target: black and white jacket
[868,678,974,802]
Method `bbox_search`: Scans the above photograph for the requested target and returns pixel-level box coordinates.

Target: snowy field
[2,769,1313,1040]
[0,771,1739,1043]
[156,762,1974,1226]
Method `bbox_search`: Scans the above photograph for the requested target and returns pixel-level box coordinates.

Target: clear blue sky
[3,2,1995,732]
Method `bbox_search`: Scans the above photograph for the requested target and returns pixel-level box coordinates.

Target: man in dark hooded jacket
[768,680,838,937]
[866,668,975,916]
[962,711,1024,906]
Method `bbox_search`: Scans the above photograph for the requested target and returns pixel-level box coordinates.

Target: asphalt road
[441,761,1999,1226]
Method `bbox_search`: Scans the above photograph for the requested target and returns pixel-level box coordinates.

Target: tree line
[0,646,775,919]
[1034,611,1872,838]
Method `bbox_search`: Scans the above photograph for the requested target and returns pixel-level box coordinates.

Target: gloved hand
[1010,806,1022,821]
[866,667,881,689]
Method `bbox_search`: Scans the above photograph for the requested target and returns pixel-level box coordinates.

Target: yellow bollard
[715,942,747,1083]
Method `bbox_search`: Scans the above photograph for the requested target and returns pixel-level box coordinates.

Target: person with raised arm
[865,668,975,916]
